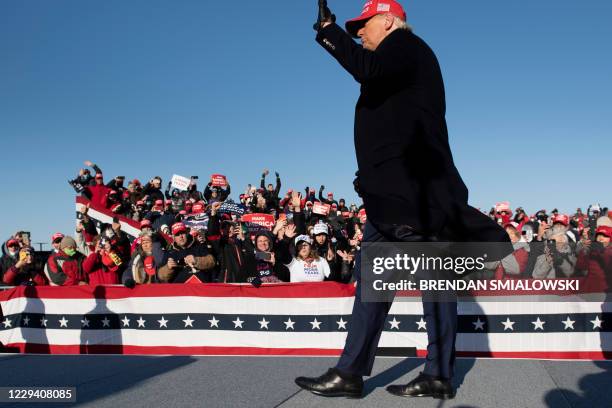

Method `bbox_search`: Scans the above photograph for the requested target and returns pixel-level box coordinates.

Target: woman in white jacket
[286,235,331,283]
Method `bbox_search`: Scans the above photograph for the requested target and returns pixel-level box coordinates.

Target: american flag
[1,283,610,359]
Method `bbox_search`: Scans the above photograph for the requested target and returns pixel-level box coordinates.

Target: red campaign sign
[211,174,227,187]
[358,208,367,224]
[241,213,275,232]
[312,202,331,216]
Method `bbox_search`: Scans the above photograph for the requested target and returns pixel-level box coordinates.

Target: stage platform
[1,355,611,407]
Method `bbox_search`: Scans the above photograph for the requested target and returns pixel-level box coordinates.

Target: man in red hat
[51,233,64,253]
[83,173,112,209]
[1,239,22,281]
[576,225,612,293]
[158,222,216,283]
[297,0,512,400]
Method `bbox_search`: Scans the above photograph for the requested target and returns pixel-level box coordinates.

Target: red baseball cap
[503,221,521,231]
[51,232,64,242]
[140,219,152,229]
[327,192,334,197]
[551,214,570,227]
[596,225,612,239]
[171,222,187,236]
[192,203,204,213]
[132,179,141,185]
[346,0,406,38]
[7,239,19,248]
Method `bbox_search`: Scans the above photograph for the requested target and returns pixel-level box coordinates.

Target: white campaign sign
[171,174,191,191]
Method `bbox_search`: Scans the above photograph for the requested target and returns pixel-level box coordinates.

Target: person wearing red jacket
[3,247,48,286]
[46,236,87,286]
[83,237,122,285]
[83,173,111,209]
[576,225,612,294]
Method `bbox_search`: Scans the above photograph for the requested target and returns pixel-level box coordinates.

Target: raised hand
[285,224,297,239]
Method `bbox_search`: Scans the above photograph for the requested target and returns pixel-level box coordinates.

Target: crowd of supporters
[0,161,611,291]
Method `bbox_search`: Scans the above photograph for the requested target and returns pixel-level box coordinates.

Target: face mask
[64,248,77,257]
[8,249,17,257]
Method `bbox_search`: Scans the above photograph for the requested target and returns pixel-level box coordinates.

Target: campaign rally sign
[241,213,275,232]
[171,174,191,191]
[211,174,227,187]
[218,201,246,217]
[313,202,331,216]
[183,213,209,231]
[358,208,367,224]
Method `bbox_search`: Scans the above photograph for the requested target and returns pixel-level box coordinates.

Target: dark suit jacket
[316,24,508,244]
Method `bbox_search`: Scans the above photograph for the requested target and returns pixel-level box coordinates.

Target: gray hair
[393,16,412,32]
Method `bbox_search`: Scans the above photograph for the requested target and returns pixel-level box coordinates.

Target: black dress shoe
[386,371,455,400]
[295,368,363,398]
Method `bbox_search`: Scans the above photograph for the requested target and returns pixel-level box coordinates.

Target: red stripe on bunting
[1,343,342,356]
[76,196,141,230]
[3,343,610,360]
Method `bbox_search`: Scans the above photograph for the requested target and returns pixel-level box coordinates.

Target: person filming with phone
[158,222,216,283]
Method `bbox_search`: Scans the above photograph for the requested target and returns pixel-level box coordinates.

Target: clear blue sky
[1,0,610,247]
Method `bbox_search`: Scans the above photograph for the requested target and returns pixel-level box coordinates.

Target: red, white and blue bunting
[1,283,610,359]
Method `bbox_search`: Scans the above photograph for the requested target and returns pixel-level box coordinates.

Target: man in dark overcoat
[295,0,512,400]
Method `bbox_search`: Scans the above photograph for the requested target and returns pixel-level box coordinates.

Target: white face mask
[8,249,18,257]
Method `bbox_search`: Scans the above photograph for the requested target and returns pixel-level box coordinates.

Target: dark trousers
[335,221,457,379]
